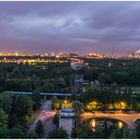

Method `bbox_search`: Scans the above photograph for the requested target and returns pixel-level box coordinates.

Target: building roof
[61,108,74,112]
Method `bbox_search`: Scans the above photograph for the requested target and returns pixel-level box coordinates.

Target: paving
[59,118,74,138]
[29,100,56,136]
[42,117,56,138]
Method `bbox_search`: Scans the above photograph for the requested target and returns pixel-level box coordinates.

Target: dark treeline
[0,58,139,92]
[81,58,140,86]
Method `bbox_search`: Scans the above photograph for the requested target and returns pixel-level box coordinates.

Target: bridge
[81,112,140,130]
[40,92,71,99]
[11,91,32,95]
[11,91,71,99]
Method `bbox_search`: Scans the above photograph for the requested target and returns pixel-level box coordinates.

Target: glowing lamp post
[91,119,96,132]
[118,121,123,129]
[64,100,67,104]
[92,119,96,127]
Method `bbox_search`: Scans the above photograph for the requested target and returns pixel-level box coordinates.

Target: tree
[85,101,99,112]
[20,79,32,91]
[52,96,60,110]
[72,100,84,114]
[48,127,68,138]
[0,108,8,128]
[0,127,9,138]
[136,122,140,138]
[109,127,126,139]
[0,92,12,114]
[53,103,60,110]
[77,123,93,138]
[0,78,5,92]
[71,128,77,138]
[25,130,38,138]
[31,74,42,91]
[123,88,132,107]
[8,114,18,128]
[80,85,96,104]
[13,95,33,119]
[5,79,21,91]
[35,120,44,137]
[9,127,25,138]
[58,77,66,88]
[109,126,137,139]
[72,100,84,128]
[53,113,59,127]
[31,90,41,110]
[41,79,56,92]
[13,123,26,133]
[114,101,127,111]
[98,73,106,85]
[92,125,111,139]
[127,131,137,138]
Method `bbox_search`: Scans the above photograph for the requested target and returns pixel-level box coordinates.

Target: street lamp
[64,100,67,104]
[91,119,96,132]
[92,119,96,127]
[118,121,123,129]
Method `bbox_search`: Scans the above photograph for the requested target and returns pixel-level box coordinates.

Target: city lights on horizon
[0,50,139,66]
[0,50,139,58]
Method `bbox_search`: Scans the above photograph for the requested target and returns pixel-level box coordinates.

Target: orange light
[15,53,18,56]
[118,121,123,128]
[56,55,60,59]
[92,119,96,128]
[64,100,67,104]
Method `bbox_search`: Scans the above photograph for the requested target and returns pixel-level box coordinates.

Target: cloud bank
[0,1,140,55]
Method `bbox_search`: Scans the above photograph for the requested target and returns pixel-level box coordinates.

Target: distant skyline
[0,1,140,56]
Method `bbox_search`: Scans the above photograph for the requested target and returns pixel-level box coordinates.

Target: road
[42,117,57,138]
[29,100,57,135]
[81,112,140,130]
[59,118,74,138]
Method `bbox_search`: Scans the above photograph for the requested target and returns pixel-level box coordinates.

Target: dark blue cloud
[0,1,140,55]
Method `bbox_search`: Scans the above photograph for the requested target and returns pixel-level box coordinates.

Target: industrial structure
[70,58,89,94]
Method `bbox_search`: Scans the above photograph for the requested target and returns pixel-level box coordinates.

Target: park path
[29,100,57,136]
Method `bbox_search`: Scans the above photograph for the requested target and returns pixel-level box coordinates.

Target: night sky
[0,1,140,56]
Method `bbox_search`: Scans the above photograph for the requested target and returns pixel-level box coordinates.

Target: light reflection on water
[90,118,124,132]
[91,119,96,132]
[118,121,123,128]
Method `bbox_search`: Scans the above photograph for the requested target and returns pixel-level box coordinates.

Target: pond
[84,117,127,132]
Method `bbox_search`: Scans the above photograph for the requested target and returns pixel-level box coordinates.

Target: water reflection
[92,119,96,127]
[90,118,124,132]
[118,121,123,128]
[91,119,96,132]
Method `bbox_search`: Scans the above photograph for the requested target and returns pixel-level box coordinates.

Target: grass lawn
[26,110,40,126]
